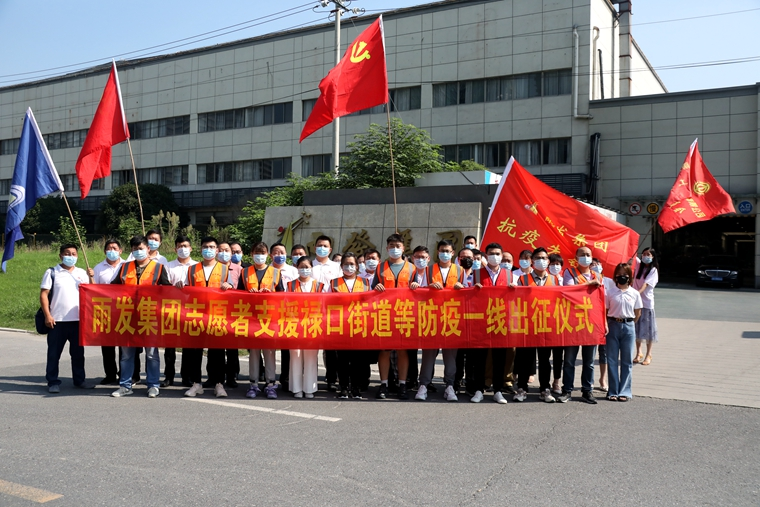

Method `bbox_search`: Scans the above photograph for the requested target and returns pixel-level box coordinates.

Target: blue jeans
[562,345,597,393]
[46,321,85,387]
[120,346,160,389]
[606,320,635,398]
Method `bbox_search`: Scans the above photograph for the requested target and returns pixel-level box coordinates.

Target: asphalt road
[1,285,759,506]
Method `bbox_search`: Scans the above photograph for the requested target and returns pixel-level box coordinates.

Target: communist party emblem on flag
[299,16,388,141]
[481,157,639,275]
[658,139,735,233]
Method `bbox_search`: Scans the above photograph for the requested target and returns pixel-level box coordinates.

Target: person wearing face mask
[287,257,320,398]
[88,239,125,386]
[515,247,561,403]
[126,229,167,265]
[516,249,537,385]
[605,263,642,402]
[412,240,464,402]
[41,244,94,393]
[463,235,478,250]
[161,235,197,387]
[111,236,171,398]
[470,243,512,404]
[229,241,250,269]
[491,250,519,394]
[471,249,483,271]
[360,249,381,281]
[454,247,476,394]
[633,248,659,366]
[557,247,602,404]
[590,257,610,392]
[322,253,371,399]
[357,254,366,275]
[213,241,241,389]
[372,234,416,400]
[311,236,341,391]
[237,242,285,399]
[268,242,297,390]
[547,253,566,396]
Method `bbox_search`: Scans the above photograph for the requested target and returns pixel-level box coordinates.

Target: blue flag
[2,108,64,272]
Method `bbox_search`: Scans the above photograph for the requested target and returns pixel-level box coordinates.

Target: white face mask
[591,265,603,274]
[388,247,403,260]
[253,254,267,265]
[298,268,312,278]
[534,259,549,271]
[176,247,191,259]
[578,255,592,267]
[365,259,379,271]
[342,265,357,275]
[487,254,502,267]
[414,258,428,269]
[549,264,562,276]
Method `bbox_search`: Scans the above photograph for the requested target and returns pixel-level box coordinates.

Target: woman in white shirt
[287,257,320,399]
[605,263,643,402]
[632,248,659,366]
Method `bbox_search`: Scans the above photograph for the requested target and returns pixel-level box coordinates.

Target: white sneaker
[415,384,428,401]
[539,388,555,403]
[293,391,303,398]
[304,393,314,399]
[470,390,484,403]
[444,385,458,402]
[214,383,228,398]
[493,391,507,404]
[147,387,159,398]
[184,383,203,397]
[513,388,527,402]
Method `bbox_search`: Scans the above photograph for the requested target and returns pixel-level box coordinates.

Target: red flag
[657,139,735,233]
[482,157,639,275]
[75,61,129,198]
[300,17,388,142]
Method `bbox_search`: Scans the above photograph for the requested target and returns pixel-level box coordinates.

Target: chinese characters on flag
[658,139,735,233]
[482,157,639,275]
[80,284,605,349]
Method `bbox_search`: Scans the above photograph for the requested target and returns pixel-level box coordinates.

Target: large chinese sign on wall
[80,284,605,349]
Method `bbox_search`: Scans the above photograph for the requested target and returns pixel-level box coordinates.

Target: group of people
[41,230,659,404]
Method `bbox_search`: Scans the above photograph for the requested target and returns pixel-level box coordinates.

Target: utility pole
[320,0,350,174]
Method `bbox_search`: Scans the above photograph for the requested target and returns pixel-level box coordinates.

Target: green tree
[53,211,87,246]
[336,117,447,188]
[98,183,179,233]
[116,217,144,245]
[20,196,75,234]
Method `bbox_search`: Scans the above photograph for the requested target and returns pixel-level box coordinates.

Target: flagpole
[631,220,656,261]
[60,191,91,272]
[385,104,398,234]
[126,138,146,235]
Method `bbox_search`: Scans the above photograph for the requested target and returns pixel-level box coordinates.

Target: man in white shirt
[87,239,125,385]
[162,235,197,387]
[359,248,380,282]
[310,235,341,391]
[41,243,94,393]
[126,228,168,265]
[270,242,297,284]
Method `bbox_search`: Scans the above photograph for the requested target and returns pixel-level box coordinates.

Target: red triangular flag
[482,157,639,276]
[75,61,129,198]
[300,17,388,142]
[658,139,735,233]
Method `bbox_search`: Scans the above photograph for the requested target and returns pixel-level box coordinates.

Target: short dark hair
[59,243,78,254]
[295,256,312,268]
[532,247,548,259]
[270,242,286,252]
[229,240,243,250]
[412,245,429,254]
[592,258,601,264]
[174,235,191,247]
[315,235,332,247]
[484,242,502,254]
[200,236,218,247]
[437,239,453,250]
[103,238,120,251]
[519,249,533,259]
[464,235,477,244]
[252,241,268,253]
[458,248,474,257]
[386,233,404,245]
[340,252,357,266]
[291,244,307,254]
[363,248,380,258]
[549,253,563,265]
[146,228,162,240]
[130,235,148,248]
[331,253,343,261]
[471,249,482,257]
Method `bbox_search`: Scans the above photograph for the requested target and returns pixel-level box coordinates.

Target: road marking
[0,479,62,503]
[183,398,341,422]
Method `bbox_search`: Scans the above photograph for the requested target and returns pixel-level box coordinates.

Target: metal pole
[332,5,342,175]
[126,138,146,235]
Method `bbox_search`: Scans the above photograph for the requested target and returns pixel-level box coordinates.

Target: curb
[0,327,34,334]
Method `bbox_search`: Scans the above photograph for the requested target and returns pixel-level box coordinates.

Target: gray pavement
[1,285,759,506]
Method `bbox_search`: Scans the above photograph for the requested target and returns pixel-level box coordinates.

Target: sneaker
[111,387,133,397]
[398,384,409,400]
[556,391,571,403]
[376,384,388,399]
[304,393,314,399]
[350,388,363,399]
[493,391,508,404]
[132,378,141,386]
[48,385,60,394]
[539,388,556,403]
[444,385,458,402]
[513,388,527,402]
[338,389,349,399]
[214,383,228,398]
[75,381,96,389]
[551,385,563,397]
[293,391,304,398]
[147,387,159,398]
[453,381,461,393]
[265,385,277,399]
[470,390,484,403]
[503,384,516,394]
[246,385,260,399]
[415,384,428,401]
[582,391,598,404]
[184,383,204,397]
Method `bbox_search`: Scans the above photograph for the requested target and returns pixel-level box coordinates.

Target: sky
[0,0,758,92]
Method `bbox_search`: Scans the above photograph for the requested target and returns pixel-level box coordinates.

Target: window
[302,154,332,176]
[390,86,422,111]
[112,165,189,187]
[0,179,10,195]
[543,69,572,96]
[513,140,541,165]
[442,143,509,167]
[302,99,316,120]
[513,73,541,99]
[43,129,88,150]
[62,174,79,192]
[130,116,190,139]
[0,138,19,155]
[459,80,485,104]
[197,158,292,183]
[199,103,292,132]
[486,77,512,102]
[433,83,458,107]
[542,138,571,164]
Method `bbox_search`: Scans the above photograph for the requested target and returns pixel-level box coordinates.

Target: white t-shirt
[632,267,658,309]
[40,265,89,322]
[166,258,198,285]
[312,258,341,287]
[126,252,168,265]
[359,270,376,281]
[605,285,643,319]
[92,258,123,285]
[322,277,357,292]
[290,279,315,292]
[273,263,298,284]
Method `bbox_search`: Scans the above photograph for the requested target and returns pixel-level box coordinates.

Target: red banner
[79,284,605,349]
[482,157,639,276]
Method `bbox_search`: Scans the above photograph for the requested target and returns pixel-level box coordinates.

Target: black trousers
[324,350,338,384]
[336,350,364,390]
[407,349,419,385]
[184,348,204,384]
[552,347,564,379]
[164,348,176,378]
[280,349,290,386]
[515,347,552,391]
[456,349,473,388]
[225,349,240,383]
[470,348,507,393]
